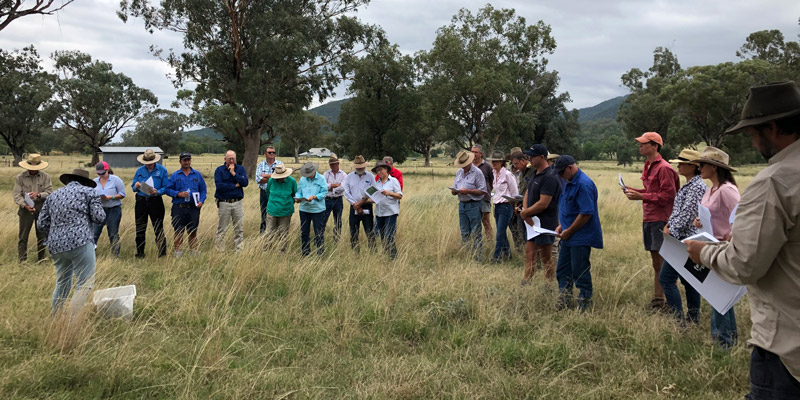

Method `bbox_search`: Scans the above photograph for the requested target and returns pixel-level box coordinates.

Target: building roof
[99,147,164,153]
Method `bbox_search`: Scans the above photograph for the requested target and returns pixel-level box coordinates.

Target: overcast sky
[2,0,799,112]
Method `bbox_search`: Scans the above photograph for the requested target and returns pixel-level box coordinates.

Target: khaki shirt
[700,138,800,380]
[13,170,53,209]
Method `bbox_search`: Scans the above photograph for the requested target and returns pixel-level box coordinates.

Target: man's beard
[757,131,779,160]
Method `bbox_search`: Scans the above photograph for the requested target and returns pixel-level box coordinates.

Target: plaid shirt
[667,175,706,240]
[37,182,106,254]
[255,159,283,190]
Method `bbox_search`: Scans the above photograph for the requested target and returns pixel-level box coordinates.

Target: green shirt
[266,176,297,217]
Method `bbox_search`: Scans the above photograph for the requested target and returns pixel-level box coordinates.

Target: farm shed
[99,147,164,169]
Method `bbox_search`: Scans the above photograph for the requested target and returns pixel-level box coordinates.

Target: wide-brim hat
[60,169,96,188]
[137,149,161,165]
[547,153,560,161]
[696,146,737,172]
[328,154,340,164]
[372,160,393,174]
[19,153,48,170]
[669,148,701,165]
[351,155,369,169]
[272,165,293,179]
[726,81,800,133]
[485,150,506,162]
[453,150,475,168]
[300,162,317,178]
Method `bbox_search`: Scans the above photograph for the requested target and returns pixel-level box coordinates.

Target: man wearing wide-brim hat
[323,154,347,241]
[131,148,169,258]
[14,153,53,263]
[686,81,800,397]
[450,150,489,261]
[343,155,377,252]
[37,170,105,314]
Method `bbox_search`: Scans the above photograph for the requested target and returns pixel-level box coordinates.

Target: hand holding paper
[524,216,559,240]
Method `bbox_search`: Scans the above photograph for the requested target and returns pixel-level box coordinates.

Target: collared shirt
[517,166,536,196]
[526,166,560,230]
[700,138,800,381]
[166,168,208,205]
[667,175,706,240]
[324,169,347,198]
[266,176,297,217]
[558,169,603,248]
[374,168,404,190]
[131,163,169,197]
[631,154,679,222]
[475,160,493,202]
[297,172,328,213]
[701,182,740,241]
[37,182,106,254]
[214,163,249,200]
[13,170,52,208]
[344,170,375,205]
[93,174,126,208]
[453,165,487,202]
[255,158,284,191]
[492,167,518,204]
[373,176,402,217]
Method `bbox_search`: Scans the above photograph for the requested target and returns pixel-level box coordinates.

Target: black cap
[553,155,575,174]
[179,152,192,160]
[523,144,548,158]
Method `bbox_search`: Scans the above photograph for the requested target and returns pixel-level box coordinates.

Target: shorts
[172,204,201,234]
[481,200,492,213]
[529,234,556,245]
[643,221,667,251]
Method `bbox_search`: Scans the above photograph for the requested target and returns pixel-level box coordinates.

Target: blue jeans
[51,242,96,312]
[659,260,700,323]
[747,346,800,399]
[375,214,398,259]
[94,206,122,257]
[711,308,738,348]
[556,245,593,304]
[259,189,268,234]
[324,197,343,240]
[299,211,325,256]
[458,201,483,260]
[492,203,513,261]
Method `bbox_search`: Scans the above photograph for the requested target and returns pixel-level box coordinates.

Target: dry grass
[0,155,762,398]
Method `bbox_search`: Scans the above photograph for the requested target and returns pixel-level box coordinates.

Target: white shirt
[373,176,402,217]
[324,169,347,198]
[344,170,375,205]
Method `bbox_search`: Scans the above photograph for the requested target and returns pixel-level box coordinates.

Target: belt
[219,198,242,203]
[177,203,195,208]
[461,200,480,203]
[136,195,161,200]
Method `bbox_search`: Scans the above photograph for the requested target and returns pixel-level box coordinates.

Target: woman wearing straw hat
[372,160,403,259]
[486,150,518,262]
[295,162,328,256]
[14,153,53,263]
[264,164,296,252]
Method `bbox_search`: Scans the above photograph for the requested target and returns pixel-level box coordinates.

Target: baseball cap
[523,144,548,158]
[95,161,109,174]
[634,132,663,146]
[179,152,192,160]
[553,155,575,174]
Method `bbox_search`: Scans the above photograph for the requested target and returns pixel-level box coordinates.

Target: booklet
[659,232,747,314]
[524,216,559,240]
[448,186,458,191]
[140,177,155,195]
[366,185,386,204]
[697,204,715,237]
[23,192,35,207]
[502,195,524,204]
[192,192,201,206]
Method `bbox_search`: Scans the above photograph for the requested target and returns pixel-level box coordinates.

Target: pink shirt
[492,167,518,204]
[701,181,740,241]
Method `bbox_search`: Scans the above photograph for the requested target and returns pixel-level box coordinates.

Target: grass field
[0,154,764,399]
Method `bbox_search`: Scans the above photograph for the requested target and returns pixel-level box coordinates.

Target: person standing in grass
[471,144,494,238]
[344,155,377,252]
[553,156,602,311]
[214,150,249,252]
[375,156,403,190]
[451,150,488,261]
[687,81,800,398]
[92,161,126,258]
[509,150,534,254]
[255,145,283,235]
[38,169,105,313]
[131,149,169,258]
[487,150,518,263]
[520,144,560,284]
[264,164,296,252]
[166,152,206,257]
[623,131,680,311]
[323,154,346,241]
[295,162,328,256]
[14,153,52,263]
[372,160,402,259]
[659,149,704,325]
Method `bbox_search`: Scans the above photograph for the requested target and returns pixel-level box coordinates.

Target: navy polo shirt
[558,169,603,248]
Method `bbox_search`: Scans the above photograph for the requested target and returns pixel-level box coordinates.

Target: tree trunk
[423,145,431,167]
[91,148,100,165]
[241,130,262,178]
[294,144,300,164]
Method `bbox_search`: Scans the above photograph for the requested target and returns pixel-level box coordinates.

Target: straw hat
[136,149,161,165]
[328,154,340,164]
[272,164,293,179]
[351,155,369,169]
[372,160,393,174]
[726,81,800,133]
[696,146,736,172]
[299,162,318,178]
[485,150,506,162]
[19,153,48,170]
[59,169,96,188]
[669,148,701,165]
[547,153,560,161]
[453,150,475,168]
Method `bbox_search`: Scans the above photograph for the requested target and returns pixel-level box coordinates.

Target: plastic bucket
[92,285,137,319]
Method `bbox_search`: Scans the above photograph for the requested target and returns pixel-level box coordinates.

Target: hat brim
[371,164,393,174]
[272,168,293,179]
[300,168,317,178]
[696,157,737,172]
[669,159,700,166]
[352,162,368,168]
[453,152,475,168]
[59,173,97,188]
[329,159,340,164]
[137,153,162,164]
[725,108,800,133]
[19,161,48,170]
[485,157,506,162]
[547,154,560,161]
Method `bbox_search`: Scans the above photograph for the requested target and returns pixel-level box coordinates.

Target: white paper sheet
[192,192,200,206]
[140,177,155,195]
[697,204,715,238]
[618,173,627,192]
[23,193,35,207]
[729,204,738,225]
[525,216,559,240]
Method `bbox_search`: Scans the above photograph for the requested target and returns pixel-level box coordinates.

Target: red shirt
[376,168,403,190]
[632,154,679,222]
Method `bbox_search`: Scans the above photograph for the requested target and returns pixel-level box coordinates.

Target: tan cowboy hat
[328,154,340,164]
[726,81,800,133]
[299,162,318,178]
[136,149,161,165]
[59,169,96,188]
[485,150,506,162]
[272,164,293,179]
[19,153,48,170]
[371,160,393,174]
[670,148,701,165]
[546,153,560,161]
[453,150,475,168]
[696,146,737,172]
[351,155,369,169]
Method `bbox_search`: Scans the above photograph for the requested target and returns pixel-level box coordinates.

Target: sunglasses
[266,151,276,154]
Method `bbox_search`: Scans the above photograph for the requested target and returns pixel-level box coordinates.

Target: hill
[576,95,626,123]
[309,98,350,124]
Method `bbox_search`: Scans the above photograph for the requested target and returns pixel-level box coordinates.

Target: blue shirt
[214,164,249,200]
[296,172,328,213]
[453,165,487,202]
[166,168,208,205]
[558,169,603,249]
[93,174,126,208]
[131,163,169,197]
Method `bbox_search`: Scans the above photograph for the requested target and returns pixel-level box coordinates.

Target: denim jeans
[324,196,343,241]
[259,189,269,234]
[375,214,398,259]
[51,242,95,312]
[711,308,738,348]
[556,245,593,304]
[93,205,122,257]
[348,205,375,252]
[492,203,513,262]
[747,346,800,399]
[458,201,483,260]
[659,260,700,323]
[299,210,325,256]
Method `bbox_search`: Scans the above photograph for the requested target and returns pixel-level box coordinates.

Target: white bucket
[93,285,137,319]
